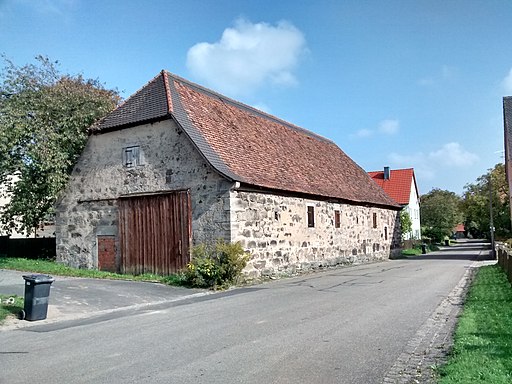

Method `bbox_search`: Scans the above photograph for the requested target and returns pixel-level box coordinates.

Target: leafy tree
[420,188,463,242]
[461,164,510,239]
[0,56,120,236]
[399,210,412,240]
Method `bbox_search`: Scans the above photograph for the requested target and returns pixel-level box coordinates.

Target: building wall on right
[504,97,512,223]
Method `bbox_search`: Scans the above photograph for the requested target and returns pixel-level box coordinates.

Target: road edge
[382,259,491,384]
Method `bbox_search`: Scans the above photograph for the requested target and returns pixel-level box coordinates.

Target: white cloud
[388,152,436,180]
[186,19,307,96]
[388,142,479,182]
[14,0,76,15]
[429,142,479,167]
[0,0,76,21]
[418,65,457,87]
[441,65,456,79]
[378,119,399,135]
[352,129,373,138]
[502,68,512,94]
[352,119,398,138]
[251,103,271,114]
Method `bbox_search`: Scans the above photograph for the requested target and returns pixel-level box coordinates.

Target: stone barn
[55,70,401,277]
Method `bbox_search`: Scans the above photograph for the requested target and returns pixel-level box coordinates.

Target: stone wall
[55,119,232,269]
[230,190,401,277]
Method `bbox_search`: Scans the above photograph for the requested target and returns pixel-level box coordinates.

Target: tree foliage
[0,56,120,235]
[420,188,463,242]
[461,163,510,239]
[399,210,412,240]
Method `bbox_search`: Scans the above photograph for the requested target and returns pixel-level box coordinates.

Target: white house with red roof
[55,71,402,276]
[369,167,421,240]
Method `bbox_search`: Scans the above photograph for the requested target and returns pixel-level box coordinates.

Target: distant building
[453,223,466,239]
[0,174,55,238]
[368,167,421,240]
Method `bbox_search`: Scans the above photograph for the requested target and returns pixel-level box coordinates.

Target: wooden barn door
[118,191,192,275]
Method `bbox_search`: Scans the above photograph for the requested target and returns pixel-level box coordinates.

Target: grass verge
[402,248,423,256]
[0,295,23,324]
[0,257,186,286]
[439,265,512,383]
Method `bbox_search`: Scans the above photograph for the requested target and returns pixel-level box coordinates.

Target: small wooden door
[98,235,117,272]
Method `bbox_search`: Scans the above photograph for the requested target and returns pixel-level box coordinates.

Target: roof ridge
[161,70,173,113]
[369,167,414,173]
[164,70,335,145]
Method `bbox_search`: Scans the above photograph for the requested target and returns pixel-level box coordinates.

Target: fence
[497,243,512,283]
[0,236,56,259]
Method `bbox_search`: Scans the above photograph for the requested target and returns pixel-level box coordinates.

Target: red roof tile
[92,71,400,209]
[368,168,417,205]
[454,224,465,232]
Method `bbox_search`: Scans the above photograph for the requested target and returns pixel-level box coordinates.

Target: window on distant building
[384,226,388,240]
[372,212,377,228]
[334,210,341,228]
[307,206,315,228]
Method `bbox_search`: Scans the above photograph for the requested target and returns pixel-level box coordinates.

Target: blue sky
[1,0,511,195]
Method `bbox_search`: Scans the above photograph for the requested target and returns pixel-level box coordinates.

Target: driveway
[0,270,206,326]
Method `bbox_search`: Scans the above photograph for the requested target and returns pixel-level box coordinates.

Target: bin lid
[22,274,55,284]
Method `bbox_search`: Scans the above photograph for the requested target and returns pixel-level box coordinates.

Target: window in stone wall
[372,212,377,228]
[307,206,315,228]
[384,226,388,240]
[334,210,341,228]
[123,145,144,168]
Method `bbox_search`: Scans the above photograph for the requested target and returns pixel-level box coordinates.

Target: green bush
[184,240,250,289]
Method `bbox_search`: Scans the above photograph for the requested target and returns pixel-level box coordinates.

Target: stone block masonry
[231,191,401,277]
[56,119,232,269]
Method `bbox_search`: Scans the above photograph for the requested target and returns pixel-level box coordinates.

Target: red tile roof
[92,71,400,209]
[368,168,417,206]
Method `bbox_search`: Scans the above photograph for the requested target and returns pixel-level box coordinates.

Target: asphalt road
[0,241,487,384]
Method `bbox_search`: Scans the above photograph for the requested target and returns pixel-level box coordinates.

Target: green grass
[402,248,423,256]
[0,257,186,286]
[439,265,512,383]
[0,294,23,324]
